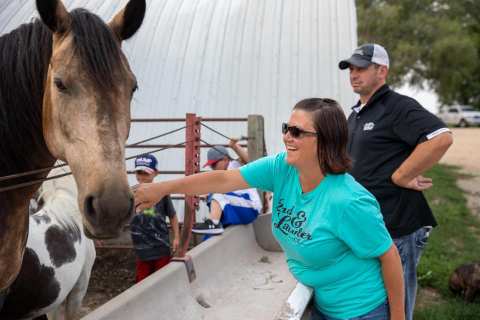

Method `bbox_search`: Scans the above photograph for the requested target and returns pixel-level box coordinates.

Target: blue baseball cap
[134,154,158,174]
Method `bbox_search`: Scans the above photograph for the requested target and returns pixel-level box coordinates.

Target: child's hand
[228,138,239,148]
[132,183,165,213]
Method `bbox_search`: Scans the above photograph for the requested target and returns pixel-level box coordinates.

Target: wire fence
[1,119,243,192]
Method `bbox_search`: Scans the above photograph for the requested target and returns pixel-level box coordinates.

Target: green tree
[357,0,480,108]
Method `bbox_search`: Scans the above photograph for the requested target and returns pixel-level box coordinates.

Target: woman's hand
[132,183,165,213]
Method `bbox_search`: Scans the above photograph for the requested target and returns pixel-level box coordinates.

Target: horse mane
[0,9,126,180]
[36,166,82,227]
[0,20,52,178]
[39,166,78,201]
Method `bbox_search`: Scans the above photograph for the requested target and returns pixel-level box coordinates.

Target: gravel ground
[78,248,136,318]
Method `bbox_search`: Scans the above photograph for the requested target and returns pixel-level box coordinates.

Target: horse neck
[0,21,55,289]
[44,190,82,227]
[40,176,82,226]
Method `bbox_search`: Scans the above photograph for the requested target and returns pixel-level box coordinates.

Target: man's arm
[391,132,453,190]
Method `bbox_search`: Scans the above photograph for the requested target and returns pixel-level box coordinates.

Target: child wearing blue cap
[130,154,179,282]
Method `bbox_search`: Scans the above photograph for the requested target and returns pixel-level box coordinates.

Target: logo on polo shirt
[363,122,375,131]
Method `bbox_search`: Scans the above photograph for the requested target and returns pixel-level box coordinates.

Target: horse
[0,169,96,320]
[0,0,146,301]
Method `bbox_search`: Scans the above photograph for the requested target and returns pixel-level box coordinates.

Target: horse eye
[54,78,67,92]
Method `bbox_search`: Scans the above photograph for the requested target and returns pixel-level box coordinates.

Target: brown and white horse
[1,168,95,320]
[0,0,146,302]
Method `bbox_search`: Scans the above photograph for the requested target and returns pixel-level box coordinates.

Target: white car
[438,105,480,127]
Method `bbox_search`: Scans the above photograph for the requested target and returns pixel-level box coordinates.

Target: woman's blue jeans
[310,300,389,320]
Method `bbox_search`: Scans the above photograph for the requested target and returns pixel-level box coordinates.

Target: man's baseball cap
[339,43,389,70]
[134,154,158,174]
[203,146,230,168]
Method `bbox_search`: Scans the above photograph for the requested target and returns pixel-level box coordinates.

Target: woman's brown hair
[293,98,351,174]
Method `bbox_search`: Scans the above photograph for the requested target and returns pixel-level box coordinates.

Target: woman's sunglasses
[281,123,318,138]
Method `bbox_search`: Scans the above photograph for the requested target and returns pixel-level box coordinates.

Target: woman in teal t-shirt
[133,98,405,320]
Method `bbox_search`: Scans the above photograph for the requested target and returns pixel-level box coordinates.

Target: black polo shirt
[347,84,448,238]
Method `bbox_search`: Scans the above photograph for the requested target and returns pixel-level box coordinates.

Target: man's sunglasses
[281,123,318,138]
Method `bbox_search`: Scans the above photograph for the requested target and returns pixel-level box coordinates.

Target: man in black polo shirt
[339,43,453,320]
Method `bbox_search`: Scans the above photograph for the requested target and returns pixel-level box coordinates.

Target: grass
[414,164,480,319]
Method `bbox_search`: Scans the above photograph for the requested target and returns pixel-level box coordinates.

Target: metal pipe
[127,170,187,175]
[131,117,248,122]
[126,143,247,149]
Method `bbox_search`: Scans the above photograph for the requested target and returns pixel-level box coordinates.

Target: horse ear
[36,0,71,34]
[108,0,146,41]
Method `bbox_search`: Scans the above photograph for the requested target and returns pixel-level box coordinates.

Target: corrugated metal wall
[1,0,358,219]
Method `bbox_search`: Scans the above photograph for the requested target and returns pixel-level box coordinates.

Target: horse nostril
[85,195,96,220]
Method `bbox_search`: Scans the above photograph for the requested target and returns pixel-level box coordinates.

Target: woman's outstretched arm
[133,169,249,212]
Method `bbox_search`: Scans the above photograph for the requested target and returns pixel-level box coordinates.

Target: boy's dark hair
[293,98,352,174]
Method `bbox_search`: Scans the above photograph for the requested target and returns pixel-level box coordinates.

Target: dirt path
[440,128,480,174]
[417,128,480,309]
[440,128,480,217]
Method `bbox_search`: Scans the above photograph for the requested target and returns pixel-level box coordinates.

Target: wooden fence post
[247,115,265,161]
[247,115,268,212]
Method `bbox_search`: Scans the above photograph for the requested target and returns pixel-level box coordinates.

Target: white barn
[1,0,358,219]
[2,2,361,318]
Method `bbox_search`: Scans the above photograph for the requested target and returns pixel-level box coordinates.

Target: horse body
[0,0,146,291]
[1,173,95,320]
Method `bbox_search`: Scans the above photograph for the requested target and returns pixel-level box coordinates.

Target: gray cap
[339,43,390,70]
[203,146,230,167]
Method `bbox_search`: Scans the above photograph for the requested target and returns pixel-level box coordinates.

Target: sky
[397,84,440,115]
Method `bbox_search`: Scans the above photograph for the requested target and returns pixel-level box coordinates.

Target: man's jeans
[0,288,6,311]
[394,226,431,320]
[310,301,389,320]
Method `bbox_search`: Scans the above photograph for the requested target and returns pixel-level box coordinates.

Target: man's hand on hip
[392,174,433,191]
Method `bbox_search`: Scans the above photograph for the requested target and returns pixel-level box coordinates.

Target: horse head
[37,0,146,238]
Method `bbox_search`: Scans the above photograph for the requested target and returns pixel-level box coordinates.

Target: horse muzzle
[82,187,134,239]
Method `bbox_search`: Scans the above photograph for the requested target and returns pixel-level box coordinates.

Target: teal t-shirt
[239,152,393,319]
